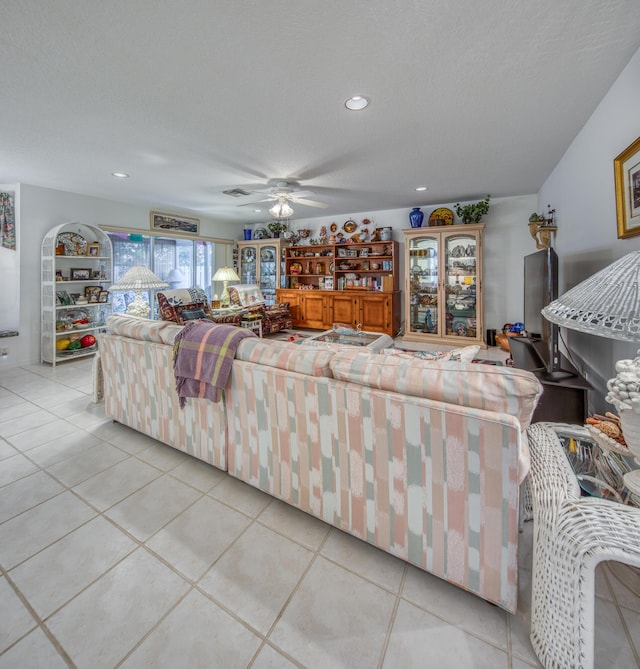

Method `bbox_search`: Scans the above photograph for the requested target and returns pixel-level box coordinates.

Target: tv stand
[509,337,591,424]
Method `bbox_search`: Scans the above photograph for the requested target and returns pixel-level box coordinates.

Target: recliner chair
[228,285,292,336]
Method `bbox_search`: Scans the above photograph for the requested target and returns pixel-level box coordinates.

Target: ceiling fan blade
[237,197,275,207]
[290,197,328,208]
[287,190,314,199]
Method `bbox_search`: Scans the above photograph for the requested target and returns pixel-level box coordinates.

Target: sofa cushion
[236,337,334,377]
[330,348,542,429]
[157,289,214,323]
[106,314,174,343]
[383,344,480,362]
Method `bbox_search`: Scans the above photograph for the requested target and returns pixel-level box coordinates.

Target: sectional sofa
[97,314,542,613]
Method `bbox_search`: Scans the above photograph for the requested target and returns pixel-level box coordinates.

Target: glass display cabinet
[237,239,284,305]
[403,224,484,346]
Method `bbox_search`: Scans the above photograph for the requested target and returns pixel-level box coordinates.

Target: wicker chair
[526,422,640,669]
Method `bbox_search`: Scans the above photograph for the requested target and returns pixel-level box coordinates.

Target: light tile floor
[1,356,639,668]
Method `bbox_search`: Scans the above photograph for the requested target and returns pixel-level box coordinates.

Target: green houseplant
[266,220,288,237]
[454,195,491,224]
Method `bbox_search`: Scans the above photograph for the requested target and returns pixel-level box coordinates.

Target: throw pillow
[179,307,208,321]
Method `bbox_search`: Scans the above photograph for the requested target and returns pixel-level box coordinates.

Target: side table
[526,422,640,669]
[240,316,262,337]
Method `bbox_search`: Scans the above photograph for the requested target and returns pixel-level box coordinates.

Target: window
[107,232,215,316]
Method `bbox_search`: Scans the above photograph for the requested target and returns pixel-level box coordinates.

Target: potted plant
[454,195,491,224]
[266,220,288,237]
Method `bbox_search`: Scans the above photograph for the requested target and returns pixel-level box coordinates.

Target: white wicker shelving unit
[41,222,113,366]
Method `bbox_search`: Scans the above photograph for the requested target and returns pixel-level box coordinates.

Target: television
[523,248,562,374]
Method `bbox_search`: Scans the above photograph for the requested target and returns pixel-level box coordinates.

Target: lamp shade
[542,251,640,342]
[109,266,169,291]
[165,268,184,284]
[212,266,240,283]
[269,199,293,219]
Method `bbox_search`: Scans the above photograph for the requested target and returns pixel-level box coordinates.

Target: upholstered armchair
[228,285,292,336]
[157,288,243,326]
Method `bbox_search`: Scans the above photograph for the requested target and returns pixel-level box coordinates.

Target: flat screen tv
[523,248,562,373]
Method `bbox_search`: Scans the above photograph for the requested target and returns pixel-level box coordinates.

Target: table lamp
[109,266,169,318]
[212,266,239,307]
[542,250,640,493]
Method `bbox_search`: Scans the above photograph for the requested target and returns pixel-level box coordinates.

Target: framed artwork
[0,190,16,250]
[56,290,72,306]
[614,136,640,239]
[84,286,102,303]
[70,268,91,281]
[98,290,109,303]
[150,211,199,235]
[87,242,101,256]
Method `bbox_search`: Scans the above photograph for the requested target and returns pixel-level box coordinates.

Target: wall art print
[0,191,16,250]
[615,136,640,239]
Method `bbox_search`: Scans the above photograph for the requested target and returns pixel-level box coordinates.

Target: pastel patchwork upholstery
[236,337,334,377]
[228,284,292,336]
[226,355,527,613]
[98,313,543,614]
[100,321,228,471]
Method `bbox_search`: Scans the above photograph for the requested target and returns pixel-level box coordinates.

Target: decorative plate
[57,232,87,255]
[253,227,268,240]
[343,219,358,233]
[242,249,255,263]
[330,222,338,233]
[290,262,303,275]
[260,249,274,262]
[428,208,454,226]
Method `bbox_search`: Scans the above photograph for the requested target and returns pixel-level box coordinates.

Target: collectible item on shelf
[429,207,454,226]
[343,219,357,233]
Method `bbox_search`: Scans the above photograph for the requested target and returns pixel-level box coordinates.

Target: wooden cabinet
[276,239,400,335]
[277,289,400,335]
[41,222,113,365]
[403,224,484,347]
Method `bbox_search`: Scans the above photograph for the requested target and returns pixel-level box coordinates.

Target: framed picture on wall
[615,136,640,239]
[150,211,199,235]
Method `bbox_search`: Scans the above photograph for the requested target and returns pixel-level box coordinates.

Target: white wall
[538,45,640,411]
[288,194,536,335]
[2,184,239,369]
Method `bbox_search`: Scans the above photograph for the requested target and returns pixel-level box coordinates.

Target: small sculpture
[528,205,557,249]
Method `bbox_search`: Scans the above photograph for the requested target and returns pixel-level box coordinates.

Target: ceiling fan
[237,180,328,218]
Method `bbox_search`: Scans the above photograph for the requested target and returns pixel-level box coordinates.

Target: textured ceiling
[1,0,639,224]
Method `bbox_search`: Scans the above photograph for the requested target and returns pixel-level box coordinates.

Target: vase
[409,208,424,228]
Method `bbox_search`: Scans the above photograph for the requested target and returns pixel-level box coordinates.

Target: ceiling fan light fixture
[269,199,294,219]
[344,95,370,111]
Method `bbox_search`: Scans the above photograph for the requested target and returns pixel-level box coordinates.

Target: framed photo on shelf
[84,286,102,303]
[56,290,72,306]
[70,268,91,281]
[98,290,109,303]
[615,136,640,239]
[150,211,199,235]
[87,242,101,257]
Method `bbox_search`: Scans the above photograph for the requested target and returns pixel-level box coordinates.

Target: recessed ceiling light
[111,172,130,178]
[415,186,428,192]
[253,209,262,213]
[344,96,370,111]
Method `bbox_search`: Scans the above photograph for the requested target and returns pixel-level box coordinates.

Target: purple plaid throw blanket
[173,321,256,406]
